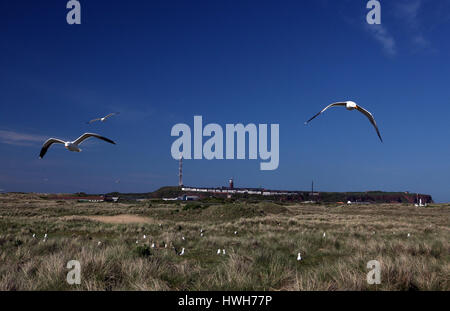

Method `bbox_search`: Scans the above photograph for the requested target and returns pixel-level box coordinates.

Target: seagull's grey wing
[73,133,116,146]
[356,105,383,142]
[304,102,347,124]
[103,112,119,120]
[39,138,65,159]
[87,118,101,124]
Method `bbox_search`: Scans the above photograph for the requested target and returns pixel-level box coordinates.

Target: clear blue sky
[1,0,449,202]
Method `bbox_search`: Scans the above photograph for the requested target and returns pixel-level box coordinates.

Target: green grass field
[0,193,448,290]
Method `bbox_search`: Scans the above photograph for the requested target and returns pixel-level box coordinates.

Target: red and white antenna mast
[178,156,183,187]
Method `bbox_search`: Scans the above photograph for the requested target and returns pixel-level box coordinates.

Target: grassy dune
[0,193,448,290]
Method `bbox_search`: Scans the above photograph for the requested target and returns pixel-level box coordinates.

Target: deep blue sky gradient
[1,0,449,201]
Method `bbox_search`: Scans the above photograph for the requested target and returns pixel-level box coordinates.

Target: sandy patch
[64,214,154,224]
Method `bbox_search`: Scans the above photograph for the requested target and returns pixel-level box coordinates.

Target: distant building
[163,195,199,201]
[178,194,199,201]
[52,195,104,202]
[104,196,119,203]
[77,197,104,203]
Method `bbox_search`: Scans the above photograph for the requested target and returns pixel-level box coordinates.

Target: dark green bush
[182,203,202,211]
[135,245,152,258]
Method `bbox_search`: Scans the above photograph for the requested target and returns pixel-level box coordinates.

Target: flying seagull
[305,101,383,142]
[87,112,119,124]
[39,133,115,159]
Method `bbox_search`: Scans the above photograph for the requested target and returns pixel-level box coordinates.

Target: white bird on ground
[136,240,139,244]
[179,248,185,256]
[151,243,155,248]
[305,101,383,142]
[143,235,146,239]
[39,133,115,158]
[217,249,221,255]
[200,233,204,237]
[32,234,36,238]
[297,252,302,261]
[222,249,226,255]
[98,241,102,246]
[407,233,411,237]
[87,112,119,124]
[182,236,185,241]
[323,232,326,238]
[200,229,204,233]
[234,231,237,235]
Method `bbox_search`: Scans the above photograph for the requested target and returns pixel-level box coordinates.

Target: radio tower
[178,156,183,187]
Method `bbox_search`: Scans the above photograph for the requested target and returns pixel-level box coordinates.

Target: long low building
[181,186,300,196]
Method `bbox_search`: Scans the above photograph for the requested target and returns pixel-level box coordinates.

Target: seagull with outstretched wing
[87,112,119,124]
[39,133,116,159]
[305,101,383,142]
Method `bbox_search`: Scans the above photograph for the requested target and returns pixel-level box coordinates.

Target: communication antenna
[178,156,183,187]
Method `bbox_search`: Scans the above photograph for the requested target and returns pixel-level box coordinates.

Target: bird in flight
[87,112,120,124]
[305,101,383,142]
[39,133,116,159]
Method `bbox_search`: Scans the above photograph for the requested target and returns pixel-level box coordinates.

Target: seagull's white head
[345,101,357,110]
